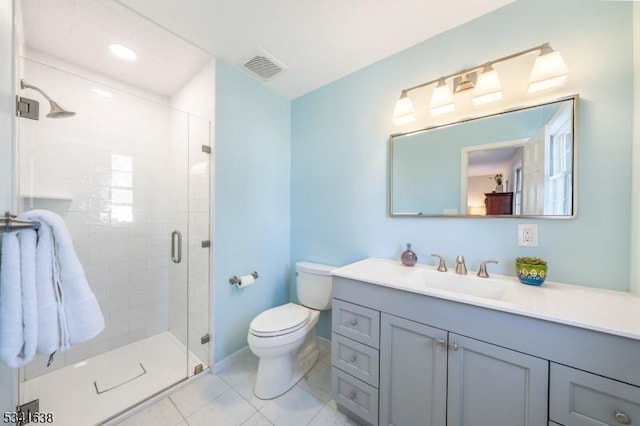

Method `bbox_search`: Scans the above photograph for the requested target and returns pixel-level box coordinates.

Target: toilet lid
[250,303,311,337]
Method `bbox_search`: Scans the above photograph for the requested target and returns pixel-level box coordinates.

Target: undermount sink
[403,268,510,301]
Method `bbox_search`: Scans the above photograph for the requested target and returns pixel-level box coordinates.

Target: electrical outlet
[518,224,538,247]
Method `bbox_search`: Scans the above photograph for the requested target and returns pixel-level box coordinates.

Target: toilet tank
[296,261,336,310]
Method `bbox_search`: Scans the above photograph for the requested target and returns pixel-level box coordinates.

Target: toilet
[247,261,335,399]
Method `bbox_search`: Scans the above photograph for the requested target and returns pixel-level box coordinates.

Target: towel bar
[1,211,40,233]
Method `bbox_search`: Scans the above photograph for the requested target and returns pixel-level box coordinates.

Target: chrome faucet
[455,255,467,275]
[477,260,498,278]
[430,254,447,272]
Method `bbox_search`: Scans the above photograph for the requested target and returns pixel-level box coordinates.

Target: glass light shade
[430,78,454,115]
[392,93,416,125]
[473,65,503,106]
[528,49,568,93]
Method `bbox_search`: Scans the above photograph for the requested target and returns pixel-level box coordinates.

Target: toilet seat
[250,303,311,337]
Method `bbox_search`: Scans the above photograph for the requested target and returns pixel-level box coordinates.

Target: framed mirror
[390,95,577,218]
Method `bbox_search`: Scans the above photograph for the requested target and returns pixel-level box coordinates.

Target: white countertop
[332,257,640,341]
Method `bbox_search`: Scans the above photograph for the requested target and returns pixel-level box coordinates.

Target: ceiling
[21,0,516,99]
[468,146,521,177]
[21,0,212,97]
[116,0,515,99]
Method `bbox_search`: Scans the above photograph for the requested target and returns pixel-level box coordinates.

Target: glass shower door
[186,114,211,374]
[17,59,193,424]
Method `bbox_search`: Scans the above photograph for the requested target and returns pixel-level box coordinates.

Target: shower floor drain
[94,362,147,394]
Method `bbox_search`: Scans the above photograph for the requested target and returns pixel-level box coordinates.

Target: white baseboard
[318,335,331,352]
[211,346,251,374]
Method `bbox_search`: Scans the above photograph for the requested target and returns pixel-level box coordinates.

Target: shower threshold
[19,332,204,426]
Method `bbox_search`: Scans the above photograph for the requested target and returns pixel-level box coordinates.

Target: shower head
[47,100,76,119]
[20,80,76,119]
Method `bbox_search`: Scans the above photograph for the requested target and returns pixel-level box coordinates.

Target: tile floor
[116,343,360,426]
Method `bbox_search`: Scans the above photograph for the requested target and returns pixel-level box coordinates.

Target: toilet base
[253,330,319,400]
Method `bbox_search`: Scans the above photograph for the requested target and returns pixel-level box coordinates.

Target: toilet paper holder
[229,271,259,285]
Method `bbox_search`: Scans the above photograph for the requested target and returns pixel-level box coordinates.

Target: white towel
[20,210,104,354]
[20,230,38,363]
[0,229,38,368]
[31,221,61,355]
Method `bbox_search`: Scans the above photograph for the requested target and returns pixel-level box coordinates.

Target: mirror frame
[389,94,579,218]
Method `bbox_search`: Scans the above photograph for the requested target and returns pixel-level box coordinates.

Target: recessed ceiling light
[109,43,137,61]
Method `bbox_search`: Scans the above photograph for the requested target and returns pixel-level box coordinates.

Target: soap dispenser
[401,243,418,267]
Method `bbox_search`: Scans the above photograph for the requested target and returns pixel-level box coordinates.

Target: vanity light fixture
[430,78,455,115]
[528,44,569,93]
[392,91,416,125]
[454,73,475,93]
[473,64,502,106]
[391,42,568,123]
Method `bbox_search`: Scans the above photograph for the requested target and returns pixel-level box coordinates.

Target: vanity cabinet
[331,273,640,426]
[379,313,447,426]
[379,313,548,426]
[331,299,381,425]
[446,333,548,426]
[549,363,640,426]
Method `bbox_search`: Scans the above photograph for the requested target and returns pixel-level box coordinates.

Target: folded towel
[20,210,104,354]
[20,230,38,364]
[31,221,61,355]
[0,229,38,368]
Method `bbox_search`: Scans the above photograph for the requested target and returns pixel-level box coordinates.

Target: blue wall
[214,61,291,361]
[291,0,634,339]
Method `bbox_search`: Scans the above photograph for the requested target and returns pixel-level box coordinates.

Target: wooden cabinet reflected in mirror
[484,192,514,215]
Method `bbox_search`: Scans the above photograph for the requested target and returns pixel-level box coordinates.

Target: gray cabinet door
[379,313,447,426]
[447,333,548,426]
[550,363,640,426]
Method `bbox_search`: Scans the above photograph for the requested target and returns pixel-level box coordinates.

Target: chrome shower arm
[21,80,54,102]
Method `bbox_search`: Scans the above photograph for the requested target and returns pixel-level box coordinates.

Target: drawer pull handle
[349,355,357,363]
[348,391,357,400]
[349,318,358,326]
[449,343,459,351]
[435,339,446,347]
[615,411,631,425]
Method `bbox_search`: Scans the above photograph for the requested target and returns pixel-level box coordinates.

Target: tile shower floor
[116,343,359,426]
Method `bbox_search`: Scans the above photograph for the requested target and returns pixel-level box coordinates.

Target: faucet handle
[455,255,467,274]
[477,260,498,278]
[430,254,447,272]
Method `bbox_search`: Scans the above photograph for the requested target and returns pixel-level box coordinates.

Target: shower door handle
[171,231,182,264]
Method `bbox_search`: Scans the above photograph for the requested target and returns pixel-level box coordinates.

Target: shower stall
[10,0,214,424]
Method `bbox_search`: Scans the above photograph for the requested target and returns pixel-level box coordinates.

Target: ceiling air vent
[240,48,288,81]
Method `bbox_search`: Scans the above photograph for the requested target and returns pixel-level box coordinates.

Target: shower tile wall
[19,55,186,379]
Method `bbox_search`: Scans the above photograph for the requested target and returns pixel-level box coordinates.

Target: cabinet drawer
[550,363,640,426]
[332,299,380,348]
[332,367,379,426]
[332,333,379,387]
